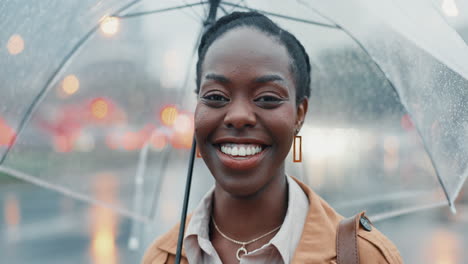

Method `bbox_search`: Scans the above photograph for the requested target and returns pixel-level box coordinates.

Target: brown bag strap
[336,214,360,264]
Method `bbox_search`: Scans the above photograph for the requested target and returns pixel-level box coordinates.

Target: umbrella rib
[325,21,455,213]
[219,4,229,15]
[0,166,151,223]
[220,1,339,29]
[296,2,457,211]
[369,201,448,222]
[0,0,146,166]
[116,2,209,19]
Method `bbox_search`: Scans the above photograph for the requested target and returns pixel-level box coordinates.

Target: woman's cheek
[270,107,296,148]
[194,105,220,142]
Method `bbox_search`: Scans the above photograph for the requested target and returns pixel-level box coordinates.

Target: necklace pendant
[236,245,248,261]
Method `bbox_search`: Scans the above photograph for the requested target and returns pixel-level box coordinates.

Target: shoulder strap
[336,214,360,264]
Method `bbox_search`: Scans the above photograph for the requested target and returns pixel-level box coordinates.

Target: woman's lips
[214,143,269,170]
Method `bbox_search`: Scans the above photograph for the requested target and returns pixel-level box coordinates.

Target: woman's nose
[224,99,256,129]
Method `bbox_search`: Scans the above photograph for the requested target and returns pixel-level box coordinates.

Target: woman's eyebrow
[204,73,230,83]
[254,74,285,84]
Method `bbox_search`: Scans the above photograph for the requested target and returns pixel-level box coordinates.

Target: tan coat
[142,178,403,264]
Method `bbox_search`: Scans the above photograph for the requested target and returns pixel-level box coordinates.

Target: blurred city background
[1,0,468,263]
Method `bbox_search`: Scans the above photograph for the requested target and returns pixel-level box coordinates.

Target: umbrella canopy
[1,0,467,233]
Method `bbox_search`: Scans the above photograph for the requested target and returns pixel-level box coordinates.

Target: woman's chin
[217,182,263,198]
[213,173,274,199]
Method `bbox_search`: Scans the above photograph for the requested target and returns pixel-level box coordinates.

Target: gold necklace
[212,217,282,261]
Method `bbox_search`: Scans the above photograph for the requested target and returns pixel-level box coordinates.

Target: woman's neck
[211,172,288,240]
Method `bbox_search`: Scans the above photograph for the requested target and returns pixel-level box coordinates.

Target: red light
[122,132,142,151]
[53,135,73,153]
[150,130,167,150]
[0,117,16,147]
[401,114,414,131]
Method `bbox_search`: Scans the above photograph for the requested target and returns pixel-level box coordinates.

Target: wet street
[1,181,467,264]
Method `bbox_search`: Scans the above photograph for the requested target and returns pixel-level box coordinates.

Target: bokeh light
[7,34,24,55]
[90,173,118,264]
[173,113,193,134]
[160,106,178,127]
[401,114,414,131]
[62,75,80,96]
[150,130,167,151]
[100,16,120,36]
[170,112,194,149]
[122,131,142,151]
[74,131,95,152]
[4,193,20,228]
[424,229,461,264]
[91,98,109,120]
[442,0,459,17]
[53,135,73,153]
[0,117,16,147]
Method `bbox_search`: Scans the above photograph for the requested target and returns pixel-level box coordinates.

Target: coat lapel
[291,178,344,263]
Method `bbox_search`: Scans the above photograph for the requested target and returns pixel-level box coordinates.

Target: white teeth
[219,144,264,156]
[239,147,246,156]
[232,146,239,156]
[246,147,252,155]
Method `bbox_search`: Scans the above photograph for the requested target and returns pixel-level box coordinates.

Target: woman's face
[195,27,308,197]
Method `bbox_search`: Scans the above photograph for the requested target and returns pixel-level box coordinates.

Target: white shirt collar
[184,175,309,263]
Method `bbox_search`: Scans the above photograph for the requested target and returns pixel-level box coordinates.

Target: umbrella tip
[449,203,457,214]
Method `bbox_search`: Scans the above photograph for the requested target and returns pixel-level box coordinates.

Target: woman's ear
[296,97,308,132]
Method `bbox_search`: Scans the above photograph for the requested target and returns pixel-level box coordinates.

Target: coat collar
[155,177,344,263]
[291,177,344,263]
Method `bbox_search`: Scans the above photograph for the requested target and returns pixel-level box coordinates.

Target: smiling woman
[143,12,402,264]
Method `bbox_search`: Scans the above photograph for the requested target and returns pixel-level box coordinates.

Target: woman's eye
[201,93,230,107]
[255,96,282,102]
[254,96,285,109]
[203,94,229,101]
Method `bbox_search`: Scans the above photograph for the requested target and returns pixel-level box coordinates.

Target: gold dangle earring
[293,128,302,163]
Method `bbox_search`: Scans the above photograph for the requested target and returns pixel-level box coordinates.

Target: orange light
[53,135,73,153]
[0,117,16,147]
[122,131,142,151]
[171,112,194,149]
[100,16,120,36]
[160,106,178,127]
[90,173,118,264]
[7,34,24,55]
[150,131,167,150]
[92,228,116,263]
[171,130,194,149]
[91,99,109,120]
[424,229,461,264]
[62,75,80,95]
[4,194,20,227]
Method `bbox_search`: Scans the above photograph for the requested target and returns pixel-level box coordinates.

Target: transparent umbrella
[0,0,467,252]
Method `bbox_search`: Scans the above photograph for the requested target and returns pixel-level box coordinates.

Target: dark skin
[195,27,308,264]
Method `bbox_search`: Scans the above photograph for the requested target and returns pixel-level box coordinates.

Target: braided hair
[196,11,311,103]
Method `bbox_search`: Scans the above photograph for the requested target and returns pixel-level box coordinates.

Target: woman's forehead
[201,27,293,79]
